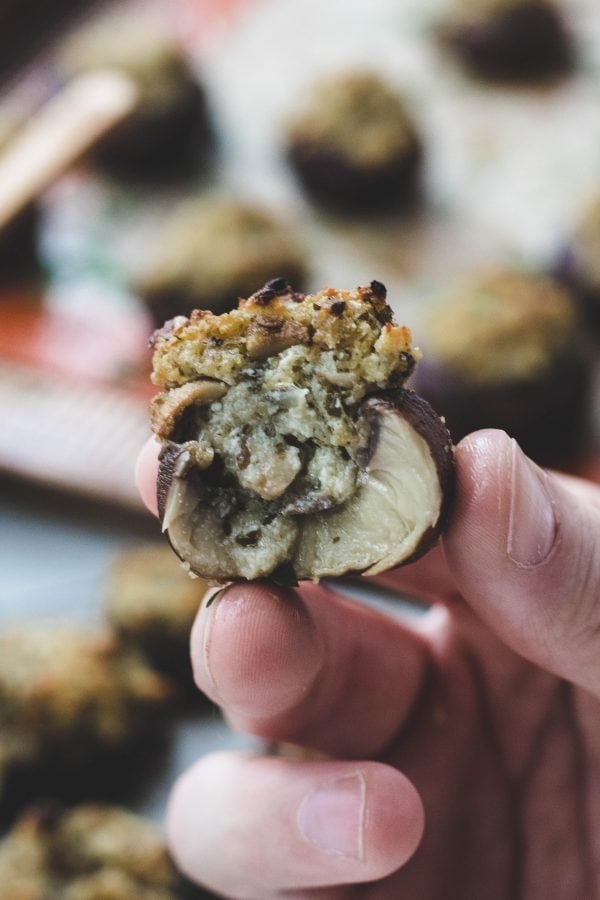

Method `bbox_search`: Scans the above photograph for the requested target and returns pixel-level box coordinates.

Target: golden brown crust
[139,199,307,321]
[150,281,415,395]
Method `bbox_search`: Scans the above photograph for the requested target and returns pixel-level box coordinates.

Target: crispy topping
[151,282,414,391]
[369,279,387,301]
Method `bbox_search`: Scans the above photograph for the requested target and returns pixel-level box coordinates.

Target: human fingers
[167,751,424,899]
[191,581,430,758]
[135,436,160,516]
[444,428,600,694]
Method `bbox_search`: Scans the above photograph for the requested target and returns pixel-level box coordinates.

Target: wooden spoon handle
[0,69,138,230]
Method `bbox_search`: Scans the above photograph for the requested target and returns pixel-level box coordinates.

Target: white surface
[198,0,600,340]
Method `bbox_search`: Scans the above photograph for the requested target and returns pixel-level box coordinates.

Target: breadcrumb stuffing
[151,282,415,392]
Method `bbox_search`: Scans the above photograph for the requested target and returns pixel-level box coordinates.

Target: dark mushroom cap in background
[285,71,423,214]
[413,269,592,467]
[442,0,574,83]
[61,16,213,180]
[137,197,308,326]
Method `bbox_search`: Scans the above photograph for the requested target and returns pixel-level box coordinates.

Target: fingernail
[297,772,365,859]
[507,440,559,568]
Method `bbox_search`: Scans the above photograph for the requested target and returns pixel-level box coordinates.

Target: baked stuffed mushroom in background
[150,280,454,584]
[0,625,172,819]
[137,197,308,327]
[105,544,209,696]
[412,269,592,469]
[441,0,574,83]
[0,804,189,899]
[61,20,213,182]
[555,193,600,336]
[285,72,423,215]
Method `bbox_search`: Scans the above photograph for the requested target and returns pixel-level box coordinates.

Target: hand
[136,429,600,899]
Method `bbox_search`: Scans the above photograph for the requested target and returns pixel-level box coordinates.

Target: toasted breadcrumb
[151,281,415,393]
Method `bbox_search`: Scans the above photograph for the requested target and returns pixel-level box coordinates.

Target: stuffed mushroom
[150,280,454,584]
[137,196,307,326]
[285,72,423,215]
[442,0,574,83]
[61,20,212,181]
[413,269,591,468]
[0,624,172,813]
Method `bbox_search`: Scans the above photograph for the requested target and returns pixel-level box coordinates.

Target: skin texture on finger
[174,602,600,900]
[444,429,600,696]
[167,751,424,898]
[191,581,431,758]
[551,467,600,513]
[135,436,160,516]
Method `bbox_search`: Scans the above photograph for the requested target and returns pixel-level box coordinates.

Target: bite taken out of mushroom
[150,281,455,584]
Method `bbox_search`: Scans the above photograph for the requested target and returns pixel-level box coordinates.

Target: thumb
[444,429,600,695]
